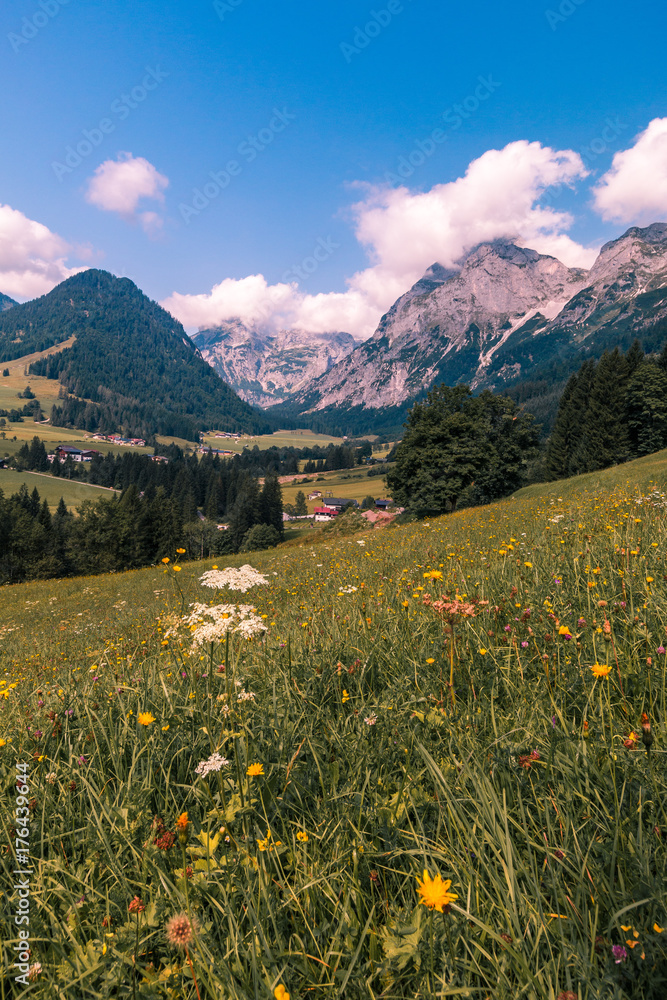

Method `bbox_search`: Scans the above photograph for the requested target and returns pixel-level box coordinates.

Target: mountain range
[193,323,360,406]
[0,270,271,440]
[263,223,667,431]
[1,223,666,442]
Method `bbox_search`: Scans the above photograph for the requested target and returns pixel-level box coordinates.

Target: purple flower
[554,578,562,585]
[66,709,74,717]
[521,641,529,648]
[504,625,512,632]
[37,699,44,707]
[657,646,666,655]
[551,715,557,728]
[612,944,627,964]
[181,671,187,678]
[619,601,626,608]
[577,617,586,626]
[92,676,99,682]
[33,730,43,739]
[77,755,87,765]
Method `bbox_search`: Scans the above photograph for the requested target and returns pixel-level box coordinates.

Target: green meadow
[0,470,118,511]
[1,451,666,998]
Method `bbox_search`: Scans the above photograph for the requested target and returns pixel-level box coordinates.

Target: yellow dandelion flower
[590,663,612,678]
[274,987,290,1000]
[161,557,170,564]
[297,831,309,842]
[479,648,487,655]
[175,811,189,831]
[524,562,533,569]
[247,763,264,777]
[138,712,155,726]
[416,869,458,912]
[426,657,435,664]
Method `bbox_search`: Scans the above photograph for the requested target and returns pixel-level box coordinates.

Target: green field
[1,452,666,998]
[201,428,344,453]
[280,466,393,511]
[0,469,118,510]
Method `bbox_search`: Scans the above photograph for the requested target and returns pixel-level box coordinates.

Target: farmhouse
[323,497,359,511]
[51,445,101,463]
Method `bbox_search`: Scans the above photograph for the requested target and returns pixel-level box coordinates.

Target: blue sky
[1,0,666,337]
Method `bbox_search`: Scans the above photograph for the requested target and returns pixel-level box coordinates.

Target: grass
[0,339,75,414]
[0,451,666,998]
[200,429,344,453]
[0,469,119,510]
[280,467,393,512]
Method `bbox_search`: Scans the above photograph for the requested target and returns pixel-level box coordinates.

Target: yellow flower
[176,548,186,554]
[162,725,170,731]
[297,831,309,842]
[654,923,664,933]
[402,600,409,608]
[342,689,350,703]
[274,986,290,1000]
[416,869,458,912]
[646,577,654,583]
[479,648,487,655]
[590,663,612,678]
[426,657,435,664]
[175,811,189,831]
[558,625,572,637]
[161,557,170,564]
[247,763,264,777]
[0,739,7,747]
[173,566,182,572]
[423,570,443,580]
[524,562,533,569]
[138,712,155,726]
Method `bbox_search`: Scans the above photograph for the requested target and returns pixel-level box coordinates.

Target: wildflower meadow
[1,450,667,999]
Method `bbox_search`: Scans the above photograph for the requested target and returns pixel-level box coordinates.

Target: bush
[240,523,281,551]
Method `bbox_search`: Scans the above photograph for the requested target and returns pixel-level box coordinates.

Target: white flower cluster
[237,688,256,701]
[338,585,358,594]
[180,603,268,646]
[46,772,57,785]
[635,489,667,508]
[195,752,230,777]
[199,564,269,592]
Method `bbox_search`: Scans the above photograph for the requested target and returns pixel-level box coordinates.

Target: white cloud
[85,153,168,233]
[0,203,82,299]
[162,139,596,338]
[592,118,667,225]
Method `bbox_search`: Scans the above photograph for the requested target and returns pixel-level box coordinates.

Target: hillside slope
[0,269,271,440]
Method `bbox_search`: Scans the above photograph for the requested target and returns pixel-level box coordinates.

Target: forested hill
[0,269,271,440]
[0,291,17,311]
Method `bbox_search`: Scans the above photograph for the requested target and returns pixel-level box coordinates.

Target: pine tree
[260,476,285,537]
[627,360,667,455]
[625,339,645,375]
[294,490,308,516]
[545,373,578,480]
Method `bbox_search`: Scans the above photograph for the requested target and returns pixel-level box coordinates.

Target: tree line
[544,340,667,479]
[0,473,285,585]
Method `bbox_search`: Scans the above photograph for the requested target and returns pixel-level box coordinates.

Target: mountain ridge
[0,269,271,440]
